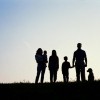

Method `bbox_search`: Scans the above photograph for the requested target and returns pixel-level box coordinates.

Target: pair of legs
[35,67,46,83]
[63,71,69,83]
[75,66,86,82]
[49,69,57,83]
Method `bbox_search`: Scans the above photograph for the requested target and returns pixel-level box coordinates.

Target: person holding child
[35,48,48,83]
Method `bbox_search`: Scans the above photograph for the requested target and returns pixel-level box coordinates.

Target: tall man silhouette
[72,43,87,82]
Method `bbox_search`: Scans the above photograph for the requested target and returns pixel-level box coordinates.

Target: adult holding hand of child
[72,43,87,82]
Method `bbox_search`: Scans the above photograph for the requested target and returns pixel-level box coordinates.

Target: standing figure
[72,43,87,82]
[42,50,48,83]
[62,56,71,83]
[35,48,44,83]
[48,50,59,83]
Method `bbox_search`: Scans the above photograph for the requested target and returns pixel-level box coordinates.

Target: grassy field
[0,81,100,100]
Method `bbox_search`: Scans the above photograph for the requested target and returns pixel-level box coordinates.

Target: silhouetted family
[35,43,94,83]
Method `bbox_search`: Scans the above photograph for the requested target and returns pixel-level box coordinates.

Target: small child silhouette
[87,68,94,82]
[43,50,48,65]
[62,56,72,82]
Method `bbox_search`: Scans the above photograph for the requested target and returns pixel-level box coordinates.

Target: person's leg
[63,74,66,82]
[54,70,57,83]
[81,67,86,82]
[50,70,53,83]
[35,67,41,83]
[41,67,46,83]
[66,70,69,82]
[75,67,81,82]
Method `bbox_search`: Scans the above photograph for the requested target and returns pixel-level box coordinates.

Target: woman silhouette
[35,48,44,83]
[48,50,59,83]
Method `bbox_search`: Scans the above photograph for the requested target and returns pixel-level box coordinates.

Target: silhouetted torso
[49,55,59,70]
[74,49,86,67]
[62,61,70,74]
[35,54,44,69]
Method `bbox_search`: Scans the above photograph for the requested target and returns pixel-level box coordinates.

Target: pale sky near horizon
[0,0,100,83]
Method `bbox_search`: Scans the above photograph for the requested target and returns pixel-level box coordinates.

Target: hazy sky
[0,0,100,83]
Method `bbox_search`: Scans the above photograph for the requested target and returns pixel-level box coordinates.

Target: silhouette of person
[48,50,59,83]
[41,50,48,82]
[72,43,87,82]
[62,56,71,83]
[35,48,44,83]
[87,68,94,82]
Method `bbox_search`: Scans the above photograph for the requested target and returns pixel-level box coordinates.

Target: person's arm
[48,56,51,70]
[69,62,73,68]
[72,52,75,67]
[46,55,48,63]
[61,63,63,74]
[57,57,59,70]
[84,51,87,67]
[35,55,39,63]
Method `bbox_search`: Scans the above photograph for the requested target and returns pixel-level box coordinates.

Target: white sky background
[0,0,100,83]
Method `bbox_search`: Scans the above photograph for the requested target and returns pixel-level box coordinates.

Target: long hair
[52,50,57,56]
[36,48,43,55]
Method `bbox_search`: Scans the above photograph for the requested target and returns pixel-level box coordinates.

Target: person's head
[77,43,82,49]
[44,50,47,55]
[64,56,68,61]
[36,48,43,55]
[52,50,57,56]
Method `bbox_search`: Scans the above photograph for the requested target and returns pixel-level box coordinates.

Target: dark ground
[0,81,100,100]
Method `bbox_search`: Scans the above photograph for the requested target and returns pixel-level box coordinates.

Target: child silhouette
[62,56,72,82]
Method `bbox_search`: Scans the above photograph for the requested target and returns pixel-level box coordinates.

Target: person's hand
[85,64,87,67]
[72,65,75,68]
[70,65,75,68]
[84,63,87,67]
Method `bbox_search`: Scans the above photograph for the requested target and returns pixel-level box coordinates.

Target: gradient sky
[0,0,100,83]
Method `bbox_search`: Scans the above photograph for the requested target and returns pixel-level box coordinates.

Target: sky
[0,0,100,83]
